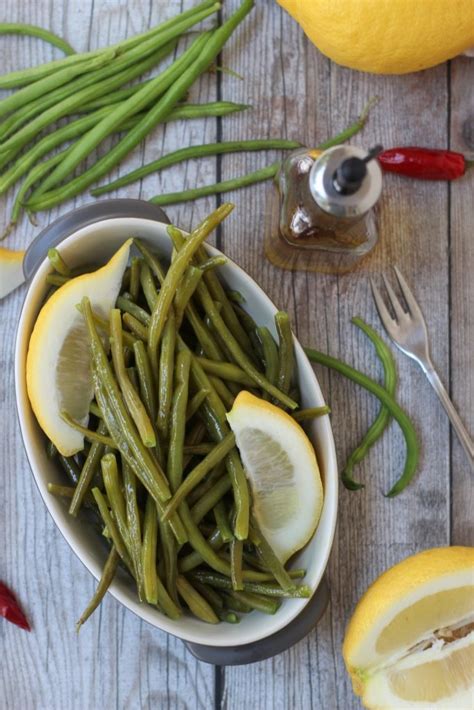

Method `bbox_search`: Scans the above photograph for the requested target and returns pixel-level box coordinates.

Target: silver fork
[370,266,474,470]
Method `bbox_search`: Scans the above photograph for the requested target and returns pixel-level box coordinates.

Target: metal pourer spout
[333,145,384,195]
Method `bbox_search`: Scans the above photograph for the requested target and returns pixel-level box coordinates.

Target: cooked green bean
[123,313,148,342]
[190,475,233,525]
[82,298,173,504]
[249,519,295,592]
[163,432,235,520]
[45,273,69,287]
[158,515,180,608]
[229,590,279,615]
[257,326,279,401]
[129,257,141,302]
[156,309,177,435]
[69,422,107,516]
[176,575,219,624]
[142,495,159,604]
[174,266,202,329]
[304,347,419,496]
[190,578,224,610]
[92,487,133,570]
[0,0,218,89]
[92,138,298,195]
[60,411,116,448]
[76,546,119,631]
[57,453,81,485]
[26,2,253,212]
[230,538,244,591]
[190,571,311,598]
[47,483,80,499]
[185,303,226,361]
[185,389,209,422]
[231,304,265,366]
[116,296,150,325]
[199,255,227,273]
[226,290,246,305]
[275,311,294,397]
[139,261,159,310]
[292,406,331,422]
[183,443,214,455]
[134,240,166,284]
[342,317,398,490]
[110,310,156,447]
[196,357,254,386]
[179,528,223,574]
[122,459,144,600]
[167,349,191,492]
[47,248,71,276]
[187,461,226,506]
[213,501,234,543]
[133,341,157,421]
[0,23,76,56]
[222,592,252,613]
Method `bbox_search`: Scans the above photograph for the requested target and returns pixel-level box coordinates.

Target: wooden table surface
[1,1,473,708]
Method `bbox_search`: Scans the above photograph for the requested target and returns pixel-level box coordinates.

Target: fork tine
[382,273,407,322]
[393,266,425,322]
[370,278,397,331]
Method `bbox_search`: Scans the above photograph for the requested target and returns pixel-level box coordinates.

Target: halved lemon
[343,546,474,708]
[0,247,25,300]
[26,240,131,456]
[226,391,323,562]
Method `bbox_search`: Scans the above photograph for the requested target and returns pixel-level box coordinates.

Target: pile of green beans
[0,0,256,234]
[45,204,322,628]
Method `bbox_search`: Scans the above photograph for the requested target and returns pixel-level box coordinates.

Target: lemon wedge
[26,240,131,456]
[0,247,25,300]
[343,546,474,709]
[226,391,323,562]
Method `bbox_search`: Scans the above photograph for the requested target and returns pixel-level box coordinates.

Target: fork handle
[424,365,474,470]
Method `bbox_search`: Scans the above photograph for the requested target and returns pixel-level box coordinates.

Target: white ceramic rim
[15,216,338,647]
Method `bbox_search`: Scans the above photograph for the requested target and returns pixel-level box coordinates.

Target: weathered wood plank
[449,56,474,546]
[0,1,216,707]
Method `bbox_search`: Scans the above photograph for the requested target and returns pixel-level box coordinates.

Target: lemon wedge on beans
[26,240,131,456]
[343,546,474,709]
[226,391,323,563]
[0,247,25,300]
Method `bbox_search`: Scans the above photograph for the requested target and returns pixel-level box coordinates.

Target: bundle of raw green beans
[0,1,256,234]
[46,203,323,628]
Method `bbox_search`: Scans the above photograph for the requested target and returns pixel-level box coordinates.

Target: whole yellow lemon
[277,0,474,74]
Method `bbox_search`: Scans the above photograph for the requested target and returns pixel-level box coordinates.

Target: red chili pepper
[378,147,472,181]
[0,581,31,631]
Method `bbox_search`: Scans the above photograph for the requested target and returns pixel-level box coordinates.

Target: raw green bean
[82,298,172,504]
[213,501,233,543]
[230,538,244,591]
[0,50,115,119]
[150,162,279,205]
[156,309,177,435]
[190,475,233,524]
[0,0,218,88]
[92,138,300,195]
[0,23,76,56]
[174,266,202,329]
[304,347,419,496]
[275,311,294,397]
[123,313,148,342]
[76,546,119,631]
[116,296,150,325]
[249,519,295,592]
[142,495,159,604]
[149,205,233,370]
[163,432,236,520]
[122,459,144,600]
[176,575,219,624]
[190,571,311,598]
[139,261,159,309]
[133,341,157,421]
[166,349,191,491]
[92,488,133,570]
[185,389,209,422]
[25,0,254,212]
[110,309,156,447]
[69,421,107,516]
[196,357,254,386]
[38,30,214,193]
[193,276,297,409]
[60,411,116,448]
[292,406,331,422]
[47,248,70,276]
[341,317,398,490]
[129,257,141,302]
